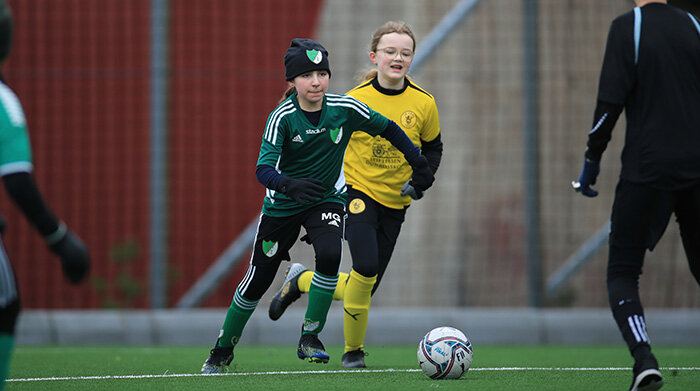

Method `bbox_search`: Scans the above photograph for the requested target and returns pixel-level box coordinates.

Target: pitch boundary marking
[8,367,700,382]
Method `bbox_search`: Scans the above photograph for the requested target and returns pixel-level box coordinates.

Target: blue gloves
[574,158,600,197]
[400,180,424,200]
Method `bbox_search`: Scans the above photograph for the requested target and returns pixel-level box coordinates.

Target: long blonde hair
[359,21,417,82]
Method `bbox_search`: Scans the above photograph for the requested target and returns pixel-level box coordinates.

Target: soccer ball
[417,326,473,380]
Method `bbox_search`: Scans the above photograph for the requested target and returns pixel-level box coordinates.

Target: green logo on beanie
[306,49,322,64]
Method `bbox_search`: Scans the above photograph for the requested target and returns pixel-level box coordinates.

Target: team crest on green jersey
[306,49,322,64]
[330,127,343,144]
[262,240,278,257]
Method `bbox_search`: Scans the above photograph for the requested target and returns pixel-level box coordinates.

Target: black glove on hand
[400,180,424,200]
[278,176,325,204]
[410,156,434,192]
[48,227,90,285]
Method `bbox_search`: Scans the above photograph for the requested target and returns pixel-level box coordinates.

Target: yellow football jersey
[344,77,440,209]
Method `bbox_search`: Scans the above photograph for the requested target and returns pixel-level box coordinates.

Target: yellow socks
[298,271,313,293]
[343,269,376,353]
[299,270,349,300]
[334,272,349,300]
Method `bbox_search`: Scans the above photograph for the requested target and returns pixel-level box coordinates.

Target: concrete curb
[15,308,700,346]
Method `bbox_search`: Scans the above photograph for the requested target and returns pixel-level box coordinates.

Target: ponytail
[357,68,378,83]
[279,86,296,104]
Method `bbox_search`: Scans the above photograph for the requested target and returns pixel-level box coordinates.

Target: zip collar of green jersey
[370,76,409,96]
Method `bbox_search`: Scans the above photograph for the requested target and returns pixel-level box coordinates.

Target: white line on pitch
[8,367,700,382]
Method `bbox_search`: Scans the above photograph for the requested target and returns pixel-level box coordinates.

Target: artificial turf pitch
[7,345,700,390]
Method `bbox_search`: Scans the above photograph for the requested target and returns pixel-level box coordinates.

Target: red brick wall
[168,0,323,307]
[0,0,323,308]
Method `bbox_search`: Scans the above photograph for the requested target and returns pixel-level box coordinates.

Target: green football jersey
[257,93,389,217]
[0,81,32,176]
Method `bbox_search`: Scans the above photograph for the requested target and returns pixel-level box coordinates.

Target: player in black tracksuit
[575,2,700,390]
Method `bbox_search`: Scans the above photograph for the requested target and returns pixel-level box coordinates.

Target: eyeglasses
[376,47,414,59]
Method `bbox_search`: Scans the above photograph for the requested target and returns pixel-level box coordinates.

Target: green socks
[217,288,258,348]
[303,271,339,335]
[0,334,14,391]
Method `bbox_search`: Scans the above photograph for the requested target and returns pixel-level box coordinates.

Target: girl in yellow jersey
[268,22,443,368]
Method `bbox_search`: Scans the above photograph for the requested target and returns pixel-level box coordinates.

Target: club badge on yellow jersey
[400,110,417,130]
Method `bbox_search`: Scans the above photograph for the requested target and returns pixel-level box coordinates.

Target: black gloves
[401,180,424,200]
[278,176,325,204]
[410,156,435,192]
[46,225,90,284]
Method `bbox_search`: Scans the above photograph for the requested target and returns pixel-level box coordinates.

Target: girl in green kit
[201,38,433,373]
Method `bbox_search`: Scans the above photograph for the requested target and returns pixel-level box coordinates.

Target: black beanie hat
[284,38,331,81]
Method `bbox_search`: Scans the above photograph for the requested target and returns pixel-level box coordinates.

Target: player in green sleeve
[0,2,90,389]
[201,38,434,373]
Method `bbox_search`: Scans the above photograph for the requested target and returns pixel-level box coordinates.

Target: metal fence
[307,0,700,309]
[2,0,698,310]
